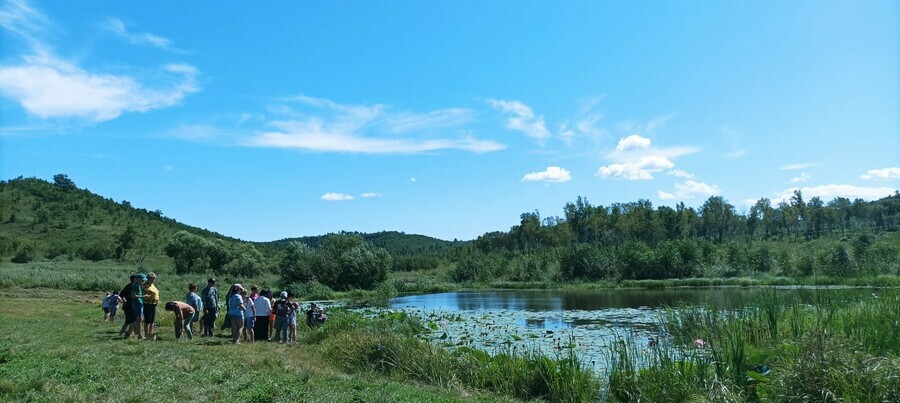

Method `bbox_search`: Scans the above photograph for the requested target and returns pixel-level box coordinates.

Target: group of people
[102,276,327,344]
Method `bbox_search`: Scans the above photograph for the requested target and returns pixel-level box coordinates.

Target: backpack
[274,300,290,317]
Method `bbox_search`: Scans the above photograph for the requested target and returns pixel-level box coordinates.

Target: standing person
[287,297,299,343]
[102,291,111,321]
[118,275,136,337]
[106,292,122,322]
[125,274,148,339]
[241,288,256,343]
[266,290,276,340]
[164,301,196,340]
[272,291,291,343]
[184,283,202,336]
[142,272,160,341]
[201,279,218,337]
[253,289,272,341]
[226,284,245,345]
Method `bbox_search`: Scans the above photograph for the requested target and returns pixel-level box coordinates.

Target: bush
[559,244,615,281]
[11,244,37,263]
[285,281,335,301]
[279,236,392,291]
[392,255,441,272]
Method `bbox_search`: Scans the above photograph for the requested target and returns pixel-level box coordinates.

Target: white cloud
[658,180,720,200]
[321,192,354,201]
[0,1,199,123]
[488,99,550,142]
[781,162,820,170]
[789,173,811,183]
[0,54,199,122]
[409,177,416,183]
[521,166,572,183]
[725,149,748,158]
[615,135,652,152]
[246,96,505,154]
[617,114,675,135]
[861,167,900,180]
[598,156,675,180]
[104,18,173,50]
[597,135,699,180]
[360,193,382,198]
[776,184,898,202]
[667,169,694,179]
[384,108,474,133]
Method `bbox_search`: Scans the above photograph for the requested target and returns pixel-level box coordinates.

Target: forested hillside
[266,231,463,257]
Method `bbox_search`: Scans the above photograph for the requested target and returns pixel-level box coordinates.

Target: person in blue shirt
[226,284,246,345]
[184,283,203,336]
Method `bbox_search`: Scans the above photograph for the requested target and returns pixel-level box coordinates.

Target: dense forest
[456,193,900,282]
[2,175,898,291]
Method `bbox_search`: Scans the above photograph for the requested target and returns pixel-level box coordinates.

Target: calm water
[378,287,869,371]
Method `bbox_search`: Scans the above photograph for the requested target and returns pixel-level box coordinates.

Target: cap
[207,278,216,284]
[147,272,157,279]
[280,291,288,298]
[137,274,148,281]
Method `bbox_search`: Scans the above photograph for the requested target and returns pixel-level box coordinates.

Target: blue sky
[1,0,897,241]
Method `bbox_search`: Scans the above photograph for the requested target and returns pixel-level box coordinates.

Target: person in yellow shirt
[142,272,160,341]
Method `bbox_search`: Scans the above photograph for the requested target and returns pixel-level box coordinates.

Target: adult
[118,275,136,337]
[184,283,202,336]
[164,301,196,340]
[253,289,272,341]
[125,274,149,339]
[226,284,246,344]
[201,278,218,337]
[272,291,291,343]
[142,272,160,341]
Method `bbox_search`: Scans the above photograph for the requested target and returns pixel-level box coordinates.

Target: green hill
[0,175,465,271]
[265,231,465,257]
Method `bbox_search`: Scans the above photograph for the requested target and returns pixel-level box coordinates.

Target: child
[102,291,111,321]
[241,288,256,343]
[106,292,122,322]
[287,297,298,343]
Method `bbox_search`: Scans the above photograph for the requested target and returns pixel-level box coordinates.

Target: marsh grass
[605,288,900,401]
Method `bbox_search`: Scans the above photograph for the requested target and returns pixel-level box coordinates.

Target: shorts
[109,307,119,317]
[132,303,143,317]
[244,316,255,328]
[144,304,158,324]
[103,307,109,314]
[229,313,244,323]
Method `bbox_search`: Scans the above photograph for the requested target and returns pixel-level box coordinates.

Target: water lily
[693,338,707,348]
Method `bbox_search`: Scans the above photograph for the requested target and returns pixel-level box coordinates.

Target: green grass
[603,288,900,402]
[0,288,520,403]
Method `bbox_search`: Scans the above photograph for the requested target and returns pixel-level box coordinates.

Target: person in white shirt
[253,290,272,341]
[242,288,256,343]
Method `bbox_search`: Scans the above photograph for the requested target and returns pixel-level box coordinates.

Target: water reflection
[388,288,789,312]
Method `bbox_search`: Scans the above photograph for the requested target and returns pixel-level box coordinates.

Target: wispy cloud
[597,135,699,180]
[521,166,572,183]
[0,0,199,124]
[488,99,550,143]
[360,193,382,198]
[658,180,720,200]
[781,162,820,170]
[617,113,675,136]
[725,149,748,158]
[789,173,811,183]
[667,169,694,179]
[861,167,900,180]
[245,95,504,154]
[776,184,897,202]
[104,18,175,51]
[321,192,354,201]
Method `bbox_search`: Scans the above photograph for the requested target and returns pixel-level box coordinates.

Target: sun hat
[147,272,157,278]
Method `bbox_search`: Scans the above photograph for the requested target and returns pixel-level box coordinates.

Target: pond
[373,287,869,372]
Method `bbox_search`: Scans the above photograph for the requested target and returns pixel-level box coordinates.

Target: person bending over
[165,301,196,341]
